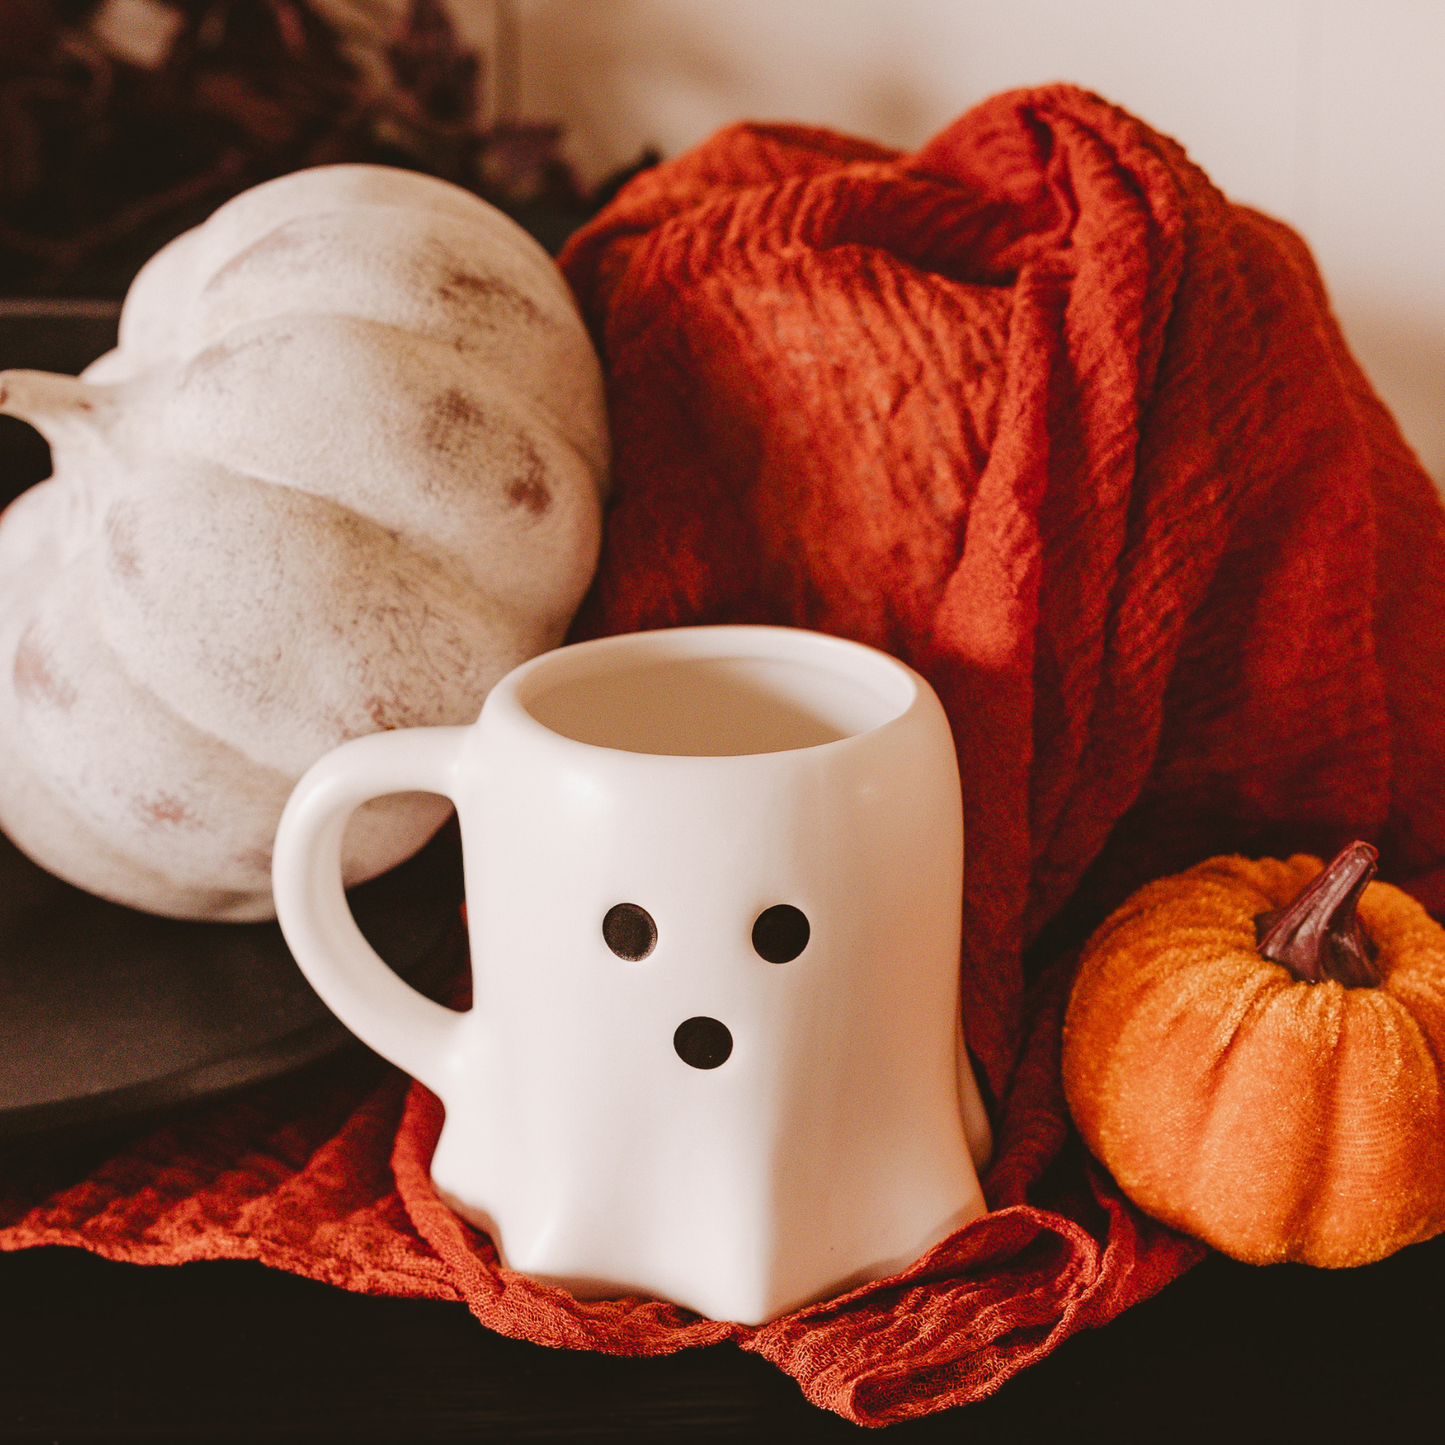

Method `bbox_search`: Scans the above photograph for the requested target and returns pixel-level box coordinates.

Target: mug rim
[489,625,922,761]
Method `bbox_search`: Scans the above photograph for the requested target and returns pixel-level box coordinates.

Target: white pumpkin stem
[0,370,119,456]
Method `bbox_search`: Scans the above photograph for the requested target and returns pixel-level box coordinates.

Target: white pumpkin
[0,164,608,921]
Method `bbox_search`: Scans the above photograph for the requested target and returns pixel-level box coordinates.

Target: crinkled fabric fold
[559,87,1445,1096]
[5,86,1445,1426]
[0,964,1202,1424]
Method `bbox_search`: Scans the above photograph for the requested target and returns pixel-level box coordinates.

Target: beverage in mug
[272,625,990,1323]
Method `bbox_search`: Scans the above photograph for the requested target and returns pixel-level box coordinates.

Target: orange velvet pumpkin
[1062,844,1445,1267]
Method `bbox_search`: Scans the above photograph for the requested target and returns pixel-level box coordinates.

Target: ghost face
[602,898,808,1068]
[427,632,986,1324]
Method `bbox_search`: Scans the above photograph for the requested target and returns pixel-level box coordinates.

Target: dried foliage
[0,0,595,293]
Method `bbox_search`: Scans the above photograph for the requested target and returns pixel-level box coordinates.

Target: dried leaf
[0,0,617,295]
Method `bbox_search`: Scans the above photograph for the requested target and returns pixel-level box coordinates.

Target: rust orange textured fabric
[5,86,1445,1426]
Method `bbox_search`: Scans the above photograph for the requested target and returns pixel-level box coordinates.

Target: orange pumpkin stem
[1254,841,1381,987]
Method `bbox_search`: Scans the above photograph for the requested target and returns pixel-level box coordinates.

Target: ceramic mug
[272,624,991,1324]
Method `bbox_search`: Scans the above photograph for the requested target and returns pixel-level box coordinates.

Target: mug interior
[523,649,911,757]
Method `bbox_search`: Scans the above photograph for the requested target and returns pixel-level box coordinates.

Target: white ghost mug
[272,624,991,1324]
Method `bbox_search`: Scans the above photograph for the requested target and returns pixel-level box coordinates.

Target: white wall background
[494,0,1445,489]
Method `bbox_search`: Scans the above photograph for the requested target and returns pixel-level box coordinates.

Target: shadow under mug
[273,624,991,1324]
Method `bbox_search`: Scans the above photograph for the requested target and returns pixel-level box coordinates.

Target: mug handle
[272,726,472,1097]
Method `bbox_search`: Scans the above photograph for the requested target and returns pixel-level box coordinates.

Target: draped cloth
[6,87,1445,1425]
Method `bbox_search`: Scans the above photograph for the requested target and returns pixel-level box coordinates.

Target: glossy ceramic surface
[273,625,990,1323]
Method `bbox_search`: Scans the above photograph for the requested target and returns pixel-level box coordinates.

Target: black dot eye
[752,904,809,963]
[603,902,656,960]
[674,1016,733,1069]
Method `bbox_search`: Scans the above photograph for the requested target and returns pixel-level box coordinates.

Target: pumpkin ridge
[167,464,529,628]
[1067,897,1278,1222]
[1169,973,1340,1263]
[1388,997,1445,1255]
[187,309,535,365]
[3,650,296,913]
[1172,963,1296,1248]
[1373,951,1445,1213]
[1186,954,1284,1081]
[27,564,299,795]
[1276,980,1351,1262]
[197,209,571,319]
[171,170,571,312]
[175,253,605,475]
[1293,988,1445,1265]
[159,314,605,569]
[1,756,262,919]
[84,474,531,776]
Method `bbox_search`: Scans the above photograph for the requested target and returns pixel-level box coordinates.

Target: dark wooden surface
[1,1228,1442,1440]
[0,823,466,1142]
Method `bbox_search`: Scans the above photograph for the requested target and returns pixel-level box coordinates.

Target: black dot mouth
[674,1016,733,1070]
